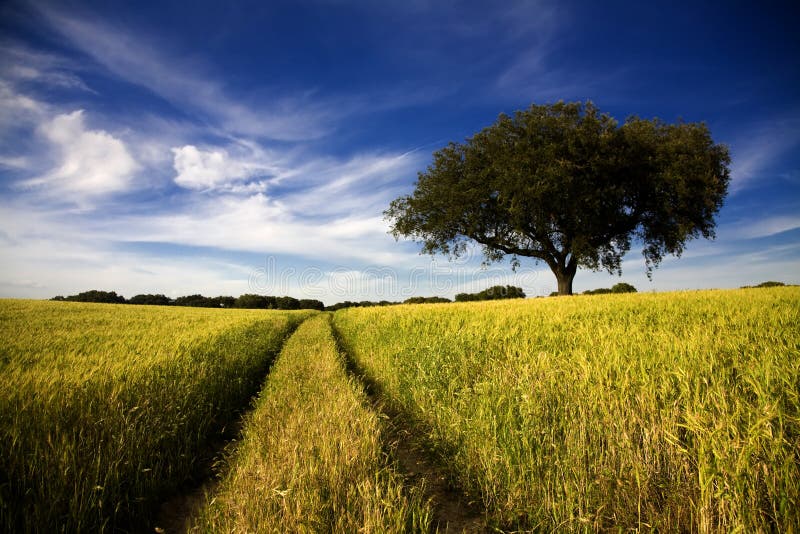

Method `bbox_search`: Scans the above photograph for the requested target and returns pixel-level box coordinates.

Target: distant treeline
[52,290,325,311]
[50,285,529,311]
[316,286,526,309]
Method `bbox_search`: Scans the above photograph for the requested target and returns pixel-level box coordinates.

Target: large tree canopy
[386,101,731,295]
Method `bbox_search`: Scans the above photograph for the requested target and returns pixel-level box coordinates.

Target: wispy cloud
[728,115,800,193]
[0,80,176,200]
[721,214,800,240]
[0,80,46,122]
[0,155,30,169]
[29,3,396,142]
[110,191,413,266]
[487,2,597,101]
[0,41,95,93]
[165,136,425,215]
[271,150,423,216]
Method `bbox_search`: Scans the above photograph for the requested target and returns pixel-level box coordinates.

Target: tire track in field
[330,323,488,534]
[152,318,309,534]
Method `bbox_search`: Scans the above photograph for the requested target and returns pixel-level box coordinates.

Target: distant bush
[583,288,613,295]
[612,282,637,293]
[234,294,323,310]
[52,290,322,310]
[403,296,451,304]
[455,285,526,302]
[326,301,358,311]
[742,281,786,289]
[584,283,637,295]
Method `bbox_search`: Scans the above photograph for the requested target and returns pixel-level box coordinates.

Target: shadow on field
[150,419,243,534]
[149,323,304,534]
[330,322,488,534]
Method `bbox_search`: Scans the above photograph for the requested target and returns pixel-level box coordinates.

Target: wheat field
[3,288,798,532]
[0,300,313,532]
[333,287,800,532]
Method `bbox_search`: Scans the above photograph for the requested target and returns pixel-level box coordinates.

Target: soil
[332,327,489,533]
[381,405,489,533]
[153,483,208,534]
[150,421,242,534]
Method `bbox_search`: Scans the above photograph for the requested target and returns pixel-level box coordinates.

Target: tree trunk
[555,272,574,295]
[553,258,578,295]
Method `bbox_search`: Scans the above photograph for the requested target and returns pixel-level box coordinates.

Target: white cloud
[172,145,261,190]
[20,110,138,198]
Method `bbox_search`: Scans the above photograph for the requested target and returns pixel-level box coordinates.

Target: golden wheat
[0,300,313,532]
[333,287,800,532]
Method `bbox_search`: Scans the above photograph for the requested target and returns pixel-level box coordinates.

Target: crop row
[333,287,800,532]
[195,314,432,532]
[0,300,312,532]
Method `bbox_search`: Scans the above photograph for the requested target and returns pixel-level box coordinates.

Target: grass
[196,314,432,533]
[0,300,313,532]
[333,287,800,532]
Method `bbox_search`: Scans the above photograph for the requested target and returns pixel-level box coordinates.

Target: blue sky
[0,0,798,303]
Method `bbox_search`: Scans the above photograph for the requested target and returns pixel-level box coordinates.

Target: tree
[275,296,301,310]
[128,294,172,305]
[56,290,126,304]
[209,296,236,308]
[235,294,268,308]
[386,101,730,295]
[173,294,213,307]
[611,282,637,293]
[298,299,326,311]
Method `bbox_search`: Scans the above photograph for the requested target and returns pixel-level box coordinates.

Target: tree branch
[471,233,557,270]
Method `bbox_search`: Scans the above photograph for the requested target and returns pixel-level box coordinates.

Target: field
[0,300,313,532]
[1,288,798,532]
[333,287,800,531]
